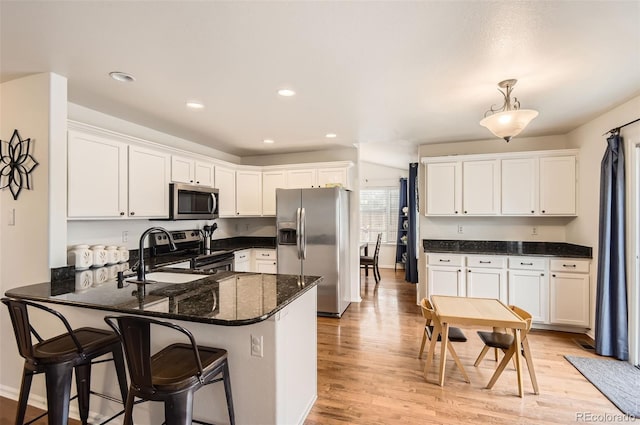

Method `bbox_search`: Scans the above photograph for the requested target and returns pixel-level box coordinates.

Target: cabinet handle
[439,259,451,262]
[479,261,491,264]
[521,262,533,266]
[120,212,125,216]
[130,212,135,216]
[261,253,269,257]
[562,264,577,268]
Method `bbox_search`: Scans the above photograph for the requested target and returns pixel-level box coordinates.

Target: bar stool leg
[123,390,136,425]
[111,345,129,403]
[223,362,236,425]
[165,391,194,425]
[45,362,74,425]
[74,362,92,425]
[15,366,34,425]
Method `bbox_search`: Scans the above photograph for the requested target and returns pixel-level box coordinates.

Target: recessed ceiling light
[263,139,275,144]
[109,71,135,83]
[186,101,205,109]
[325,133,337,138]
[277,88,296,97]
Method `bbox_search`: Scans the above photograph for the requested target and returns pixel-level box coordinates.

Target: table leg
[438,322,450,387]
[513,329,523,397]
[522,336,539,394]
[423,321,440,382]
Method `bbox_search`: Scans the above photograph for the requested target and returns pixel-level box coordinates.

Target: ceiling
[1,1,639,158]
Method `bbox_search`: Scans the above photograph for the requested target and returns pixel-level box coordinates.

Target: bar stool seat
[105,315,235,425]
[2,298,128,425]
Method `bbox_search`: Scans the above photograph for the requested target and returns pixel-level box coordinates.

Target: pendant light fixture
[479,79,538,142]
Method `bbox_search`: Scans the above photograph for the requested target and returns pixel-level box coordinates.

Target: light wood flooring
[0,269,623,425]
[305,269,622,425]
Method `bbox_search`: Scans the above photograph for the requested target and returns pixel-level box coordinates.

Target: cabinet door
[255,260,277,274]
[262,171,287,216]
[508,270,549,323]
[171,155,194,184]
[215,166,236,217]
[501,157,537,215]
[287,169,317,188]
[540,156,576,215]
[427,266,464,297]
[68,130,127,218]
[550,272,589,326]
[466,268,507,303]
[128,146,170,218]
[425,162,461,215]
[236,170,262,216]
[462,160,500,215]
[317,167,348,188]
[194,161,214,186]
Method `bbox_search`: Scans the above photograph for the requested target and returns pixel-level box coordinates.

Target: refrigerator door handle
[300,207,307,260]
[296,207,302,260]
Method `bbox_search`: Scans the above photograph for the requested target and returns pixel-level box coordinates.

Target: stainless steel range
[150,229,234,273]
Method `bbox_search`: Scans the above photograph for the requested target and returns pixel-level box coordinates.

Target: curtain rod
[603,117,640,136]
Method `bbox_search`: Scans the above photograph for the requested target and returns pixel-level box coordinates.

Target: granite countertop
[423,239,592,259]
[5,268,321,326]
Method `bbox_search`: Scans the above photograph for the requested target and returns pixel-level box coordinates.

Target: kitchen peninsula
[6,269,321,425]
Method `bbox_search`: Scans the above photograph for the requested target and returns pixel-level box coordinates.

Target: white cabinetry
[254,249,277,274]
[317,168,348,188]
[426,254,465,297]
[67,129,169,219]
[550,258,590,327]
[262,171,287,216]
[236,170,263,216]
[462,160,500,215]
[425,162,461,215]
[234,250,251,272]
[465,255,507,302]
[171,155,214,186]
[507,257,549,323]
[501,157,538,215]
[539,156,576,215]
[128,146,171,218]
[215,166,236,217]
[285,165,350,189]
[286,169,317,189]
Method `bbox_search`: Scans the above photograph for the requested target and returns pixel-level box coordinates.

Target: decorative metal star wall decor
[0,129,39,200]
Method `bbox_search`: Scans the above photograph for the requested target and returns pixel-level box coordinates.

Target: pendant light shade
[480,79,538,142]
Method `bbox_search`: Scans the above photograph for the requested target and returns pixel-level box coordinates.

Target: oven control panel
[151,230,201,246]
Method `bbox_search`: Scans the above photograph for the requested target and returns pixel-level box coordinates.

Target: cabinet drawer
[466,255,506,269]
[234,250,251,261]
[254,249,276,260]
[508,256,547,271]
[550,259,590,273]
[426,253,464,267]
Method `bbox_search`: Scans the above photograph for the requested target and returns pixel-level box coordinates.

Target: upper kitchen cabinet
[68,129,128,218]
[425,161,461,215]
[171,155,214,187]
[286,169,317,189]
[423,149,577,217]
[68,126,170,219]
[236,170,262,216]
[317,167,348,188]
[128,146,171,218]
[215,166,236,217]
[285,163,352,189]
[262,170,287,216]
[501,153,576,216]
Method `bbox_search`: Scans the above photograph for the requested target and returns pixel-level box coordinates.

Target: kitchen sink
[129,272,207,284]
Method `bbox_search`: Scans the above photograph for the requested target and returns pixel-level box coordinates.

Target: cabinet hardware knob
[562,264,577,268]
[196,181,200,184]
[541,273,544,276]
[464,211,468,214]
[120,212,125,216]
[531,210,535,213]
[190,180,193,183]
[552,274,556,277]
[467,269,471,273]
[541,210,546,213]
[455,211,459,214]
[457,269,461,272]
[130,212,135,216]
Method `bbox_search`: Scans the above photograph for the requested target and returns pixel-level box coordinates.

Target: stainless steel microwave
[169,183,219,220]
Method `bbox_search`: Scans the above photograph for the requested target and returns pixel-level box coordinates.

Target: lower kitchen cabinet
[254,249,277,274]
[550,258,590,327]
[427,266,464,297]
[234,250,251,272]
[508,269,549,324]
[466,267,507,303]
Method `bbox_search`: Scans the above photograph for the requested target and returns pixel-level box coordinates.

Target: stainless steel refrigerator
[276,187,351,317]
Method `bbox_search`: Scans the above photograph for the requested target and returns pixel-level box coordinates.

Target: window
[360,187,399,244]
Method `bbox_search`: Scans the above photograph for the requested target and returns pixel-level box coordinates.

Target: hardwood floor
[305,269,622,425]
[0,269,622,425]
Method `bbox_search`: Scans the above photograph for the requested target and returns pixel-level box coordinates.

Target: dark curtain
[405,163,419,283]
[595,132,628,360]
[396,178,408,264]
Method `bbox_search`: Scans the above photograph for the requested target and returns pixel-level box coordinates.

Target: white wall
[359,161,408,268]
[565,95,640,343]
[241,147,357,166]
[0,72,67,405]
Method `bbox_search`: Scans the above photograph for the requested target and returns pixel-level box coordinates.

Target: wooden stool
[2,298,128,425]
[105,315,235,425]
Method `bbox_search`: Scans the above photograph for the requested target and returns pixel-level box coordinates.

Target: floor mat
[565,355,640,417]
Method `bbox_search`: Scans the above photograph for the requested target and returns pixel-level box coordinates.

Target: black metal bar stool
[2,297,128,425]
[104,315,235,425]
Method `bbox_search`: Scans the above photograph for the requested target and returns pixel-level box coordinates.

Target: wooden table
[424,296,528,397]
[360,242,369,256]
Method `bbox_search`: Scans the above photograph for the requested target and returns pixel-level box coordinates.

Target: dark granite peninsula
[6,269,321,425]
[423,239,592,258]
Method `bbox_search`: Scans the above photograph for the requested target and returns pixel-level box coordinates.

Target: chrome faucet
[137,227,176,282]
